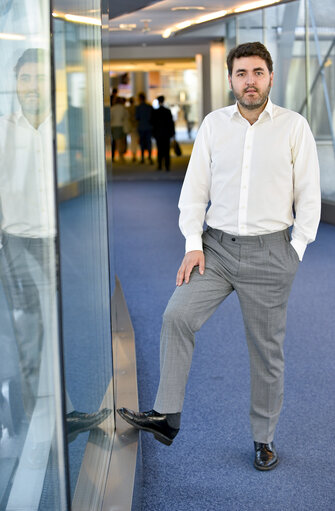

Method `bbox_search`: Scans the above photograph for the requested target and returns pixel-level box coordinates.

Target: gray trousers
[0,232,74,417]
[154,227,300,443]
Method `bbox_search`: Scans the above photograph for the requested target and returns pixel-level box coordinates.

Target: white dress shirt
[0,110,56,238]
[179,98,321,260]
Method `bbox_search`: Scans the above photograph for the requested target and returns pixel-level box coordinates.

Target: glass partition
[308,0,335,201]
[52,0,115,501]
[224,0,335,204]
[0,1,67,510]
[0,0,114,508]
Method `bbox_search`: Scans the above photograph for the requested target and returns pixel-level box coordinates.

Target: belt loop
[258,235,264,247]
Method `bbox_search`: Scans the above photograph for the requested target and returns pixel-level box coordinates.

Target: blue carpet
[110,180,335,511]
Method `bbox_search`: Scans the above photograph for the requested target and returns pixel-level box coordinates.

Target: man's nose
[246,74,255,85]
[25,76,39,92]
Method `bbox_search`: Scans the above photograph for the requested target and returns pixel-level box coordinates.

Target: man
[118,42,321,470]
[152,95,175,171]
[136,92,154,164]
[110,96,129,162]
[0,48,110,437]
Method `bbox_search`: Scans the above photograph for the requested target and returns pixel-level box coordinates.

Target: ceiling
[107,0,163,20]
[104,0,290,47]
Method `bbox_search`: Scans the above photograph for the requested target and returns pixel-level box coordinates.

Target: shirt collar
[15,107,52,130]
[230,97,274,122]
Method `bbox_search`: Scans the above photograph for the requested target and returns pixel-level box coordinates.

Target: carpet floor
[111,179,335,511]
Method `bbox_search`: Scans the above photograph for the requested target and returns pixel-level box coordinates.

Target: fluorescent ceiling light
[162,28,172,39]
[162,9,227,38]
[52,12,101,26]
[64,14,101,25]
[175,20,194,30]
[0,32,25,40]
[162,0,281,38]
[196,10,227,23]
[171,6,205,10]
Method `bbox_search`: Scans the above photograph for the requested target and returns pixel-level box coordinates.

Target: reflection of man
[152,96,175,171]
[118,42,321,470]
[0,48,110,436]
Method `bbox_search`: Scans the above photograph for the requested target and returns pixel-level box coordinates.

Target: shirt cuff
[185,233,203,253]
[290,239,306,261]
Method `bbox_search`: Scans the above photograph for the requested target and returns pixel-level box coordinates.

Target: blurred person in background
[136,92,153,164]
[152,95,175,172]
[110,96,129,163]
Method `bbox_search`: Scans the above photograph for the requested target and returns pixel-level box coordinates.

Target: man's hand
[176,250,205,286]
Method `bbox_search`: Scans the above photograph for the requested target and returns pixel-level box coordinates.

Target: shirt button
[232,237,236,242]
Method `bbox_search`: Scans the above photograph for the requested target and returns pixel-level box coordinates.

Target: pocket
[288,242,300,263]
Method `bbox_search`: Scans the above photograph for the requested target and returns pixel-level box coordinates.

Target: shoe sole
[253,458,279,471]
[118,412,173,446]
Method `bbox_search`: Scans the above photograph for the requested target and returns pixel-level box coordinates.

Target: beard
[232,80,271,110]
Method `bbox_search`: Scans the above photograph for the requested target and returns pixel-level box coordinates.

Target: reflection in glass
[52,2,115,501]
[0,43,67,509]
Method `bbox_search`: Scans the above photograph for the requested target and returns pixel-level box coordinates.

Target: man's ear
[270,71,274,88]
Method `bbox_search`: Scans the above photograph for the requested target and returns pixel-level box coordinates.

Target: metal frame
[72,277,140,511]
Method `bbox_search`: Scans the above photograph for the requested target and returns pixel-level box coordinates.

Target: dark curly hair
[227,42,273,76]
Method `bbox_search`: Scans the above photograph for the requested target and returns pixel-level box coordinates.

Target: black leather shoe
[117,408,179,446]
[66,408,112,436]
[254,441,279,471]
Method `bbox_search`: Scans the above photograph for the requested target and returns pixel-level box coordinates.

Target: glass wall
[52,0,115,504]
[0,0,114,509]
[224,0,335,203]
[0,1,67,509]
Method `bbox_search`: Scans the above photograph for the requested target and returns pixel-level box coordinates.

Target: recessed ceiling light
[171,6,205,10]
[109,24,136,31]
[119,24,137,30]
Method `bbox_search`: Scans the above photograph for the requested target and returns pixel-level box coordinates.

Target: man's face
[228,56,273,110]
[16,61,50,117]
